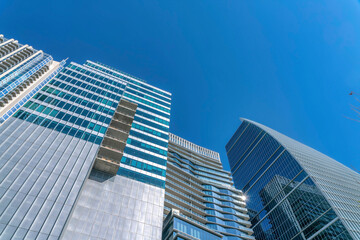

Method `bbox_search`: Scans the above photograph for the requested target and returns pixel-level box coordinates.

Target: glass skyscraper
[226,119,360,240]
[0,60,171,239]
[163,133,255,240]
[62,61,171,240]
[0,34,65,124]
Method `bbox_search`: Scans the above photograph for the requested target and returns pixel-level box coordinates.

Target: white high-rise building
[0,34,65,124]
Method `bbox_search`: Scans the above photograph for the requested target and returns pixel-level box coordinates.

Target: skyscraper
[62,61,171,240]
[163,134,255,240]
[0,60,171,240]
[0,34,65,124]
[226,119,360,240]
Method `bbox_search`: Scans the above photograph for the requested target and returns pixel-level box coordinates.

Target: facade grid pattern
[226,119,359,240]
[163,134,255,240]
[0,59,172,240]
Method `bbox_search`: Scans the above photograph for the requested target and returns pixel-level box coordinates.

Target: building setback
[0,60,171,240]
[163,133,255,240]
[226,119,360,240]
[0,34,65,124]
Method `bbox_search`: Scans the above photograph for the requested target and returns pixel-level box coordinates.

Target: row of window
[203,185,238,197]
[63,64,126,93]
[128,84,171,103]
[85,62,171,100]
[205,203,243,216]
[168,156,230,183]
[134,116,169,132]
[0,64,63,124]
[207,224,249,238]
[168,151,227,177]
[0,55,50,96]
[124,93,170,118]
[121,156,166,177]
[81,64,173,133]
[126,138,167,156]
[67,66,170,125]
[129,130,168,148]
[0,52,43,89]
[117,167,165,188]
[57,73,123,102]
[199,176,231,187]
[67,64,126,90]
[24,99,108,132]
[132,122,168,140]
[227,124,264,172]
[14,110,102,144]
[124,93,170,114]
[49,78,118,108]
[204,197,239,209]
[124,147,167,166]
[205,209,246,223]
[206,216,246,229]
[33,93,112,123]
[41,86,115,117]
[135,109,169,126]
[126,88,171,109]
[63,62,172,189]
[173,217,221,240]
[203,191,238,203]
[60,65,171,140]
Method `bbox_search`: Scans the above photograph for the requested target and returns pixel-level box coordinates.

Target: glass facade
[163,134,255,240]
[226,119,360,240]
[163,210,223,240]
[62,61,171,240]
[0,60,171,239]
[0,61,127,239]
[83,61,171,188]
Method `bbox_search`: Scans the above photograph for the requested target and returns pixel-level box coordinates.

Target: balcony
[92,99,137,175]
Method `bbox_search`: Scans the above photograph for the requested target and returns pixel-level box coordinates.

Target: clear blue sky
[1,0,360,171]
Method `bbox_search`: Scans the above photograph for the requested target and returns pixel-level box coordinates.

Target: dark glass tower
[226,119,360,240]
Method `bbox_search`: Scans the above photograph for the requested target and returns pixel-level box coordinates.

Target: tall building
[226,119,360,240]
[163,133,255,240]
[0,60,171,240]
[0,34,65,124]
[62,61,171,240]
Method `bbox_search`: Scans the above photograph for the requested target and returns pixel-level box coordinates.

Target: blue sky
[1,0,360,171]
